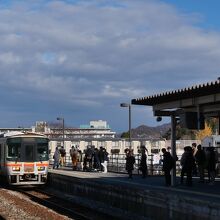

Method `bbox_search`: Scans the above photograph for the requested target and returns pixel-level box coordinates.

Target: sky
[1,0,220,132]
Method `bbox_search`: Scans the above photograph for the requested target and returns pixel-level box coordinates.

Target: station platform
[48,168,220,220]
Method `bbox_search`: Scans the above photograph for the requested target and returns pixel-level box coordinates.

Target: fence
[50,152,220,177]
[50,153,165,175]
[107,153,164,175]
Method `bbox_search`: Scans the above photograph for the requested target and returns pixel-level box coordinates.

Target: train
[0,131,49,185]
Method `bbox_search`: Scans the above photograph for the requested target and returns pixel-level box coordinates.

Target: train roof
[0,131,47,138]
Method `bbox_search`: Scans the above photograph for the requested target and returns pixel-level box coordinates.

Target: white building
[0,120,201,161]
[90,120,109,129]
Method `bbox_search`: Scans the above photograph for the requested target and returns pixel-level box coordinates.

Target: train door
[23,143,35,162]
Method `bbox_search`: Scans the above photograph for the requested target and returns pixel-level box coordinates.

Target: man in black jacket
[195,144,206,183]
[161,148,174,186]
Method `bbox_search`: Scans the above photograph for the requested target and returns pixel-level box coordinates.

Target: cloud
[0,0,220,131]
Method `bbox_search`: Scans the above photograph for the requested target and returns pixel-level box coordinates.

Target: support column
[129,104,131,149]
[218,116,220,135]
[171,114,176,186]
[197,105,200,130]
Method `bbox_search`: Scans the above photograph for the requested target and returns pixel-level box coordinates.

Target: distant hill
[117,123,171,139]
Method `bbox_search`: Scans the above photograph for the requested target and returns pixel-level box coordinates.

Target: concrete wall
[49,139,166,156]
[48,172,220,220]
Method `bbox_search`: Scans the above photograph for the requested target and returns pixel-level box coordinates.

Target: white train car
[0,131,49,185]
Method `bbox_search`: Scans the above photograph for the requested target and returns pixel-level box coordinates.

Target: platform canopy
[131,79,220,186]
[132,79,220,120]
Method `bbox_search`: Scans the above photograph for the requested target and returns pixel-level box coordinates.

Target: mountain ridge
[117,123,171,139]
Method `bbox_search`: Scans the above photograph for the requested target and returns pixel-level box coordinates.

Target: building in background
[0,120,115,139]
[0,120,200,163]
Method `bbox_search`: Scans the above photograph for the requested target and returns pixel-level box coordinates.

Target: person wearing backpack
[59,146,66,167]
[161,148,174,187]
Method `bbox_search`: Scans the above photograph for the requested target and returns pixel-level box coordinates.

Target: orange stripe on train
[4,162,49,167]
[5,164,22,167]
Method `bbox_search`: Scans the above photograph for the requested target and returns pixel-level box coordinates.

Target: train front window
[36,138,49,161]
[7,138,21,161]
[37,145,48,161]
[6,137,49,162]
[25,144,34,162]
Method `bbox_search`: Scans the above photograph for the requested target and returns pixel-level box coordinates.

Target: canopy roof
[132,79,220,117]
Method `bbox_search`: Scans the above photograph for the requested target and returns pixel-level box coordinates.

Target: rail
[14,186,109,220]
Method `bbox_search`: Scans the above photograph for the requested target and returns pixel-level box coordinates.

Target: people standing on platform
[125,149,135,179]
[191,142,198,176]
[82,149,87,171]
[195,144,206,183]
[70,146,78,170]
[77,148,83,170]
[206,147,218,185]
[83,146,93,171]
[139,146,148,178]
[98,146,105,171]
[59,146,66,167]
[167,146,171,153]
[161,148,174,187]
[93,148,101,171]
[167,146,178,162]
[180,147,187,184]
[181,146,195,186]
[101,148,109,173]
[53,147,60,169]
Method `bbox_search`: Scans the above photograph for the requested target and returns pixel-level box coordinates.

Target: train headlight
[38,166,45,171]
[12,167,20,171]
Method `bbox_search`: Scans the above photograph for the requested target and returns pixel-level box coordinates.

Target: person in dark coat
[125,149,135,179]
[195,144,206,183]
[93,148,101,171]
[98,146,105,171]
[191,142,198,176]
[161,148,174,186]
[206,147,218,185]
[180,147,187,184]
[83,146,93,171]
[139,146,148,178]
[53,147,60,169]
[183,146,195,186]
[59,146,66,167]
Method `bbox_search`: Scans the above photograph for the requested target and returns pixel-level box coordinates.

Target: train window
[37,144,49,161]
[25,144,34,161]
[22,138,35,142]
[36,138,49,144]
[7,142,21,161]
[7,137,22,144]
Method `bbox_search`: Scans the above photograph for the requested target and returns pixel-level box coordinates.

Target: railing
[49,153,220,177]
[107,154,162,175]
[50,153,166,175]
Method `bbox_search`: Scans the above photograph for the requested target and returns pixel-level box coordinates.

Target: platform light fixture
[57,117,65,150]
[120,103,132,149]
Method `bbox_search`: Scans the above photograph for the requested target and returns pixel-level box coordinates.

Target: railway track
[12,186,113,220]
